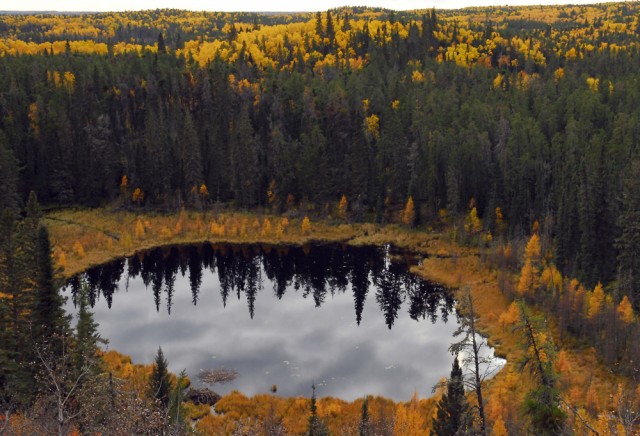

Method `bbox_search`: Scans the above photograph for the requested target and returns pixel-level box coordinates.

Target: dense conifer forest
[1,3,640,434]
[2,4,640,293]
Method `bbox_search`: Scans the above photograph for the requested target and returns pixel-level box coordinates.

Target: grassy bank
[46,207,630,434]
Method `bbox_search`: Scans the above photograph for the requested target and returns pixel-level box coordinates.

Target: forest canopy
[0,3,639,302]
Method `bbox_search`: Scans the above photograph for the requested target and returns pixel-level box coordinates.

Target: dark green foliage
[31,224,73,408]
[431,356,471,436]
[0,194,41,406]
[73,281,105,374]
[33,225,68,341]
[148,346,172,408]
[523,386,566,436]
[616,160,640,310]
[157,32,166,53]
[307,384,329,436]
[358,396,370,436]
[515,303,566,434]
[0,132,19,213]
[0,29,633,297]
[168,369,189,433]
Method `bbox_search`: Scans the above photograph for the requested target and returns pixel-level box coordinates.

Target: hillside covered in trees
[2,3,640,294]
[1,2,640,434]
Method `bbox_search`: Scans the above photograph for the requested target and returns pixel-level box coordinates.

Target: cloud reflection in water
[63,243,501,401]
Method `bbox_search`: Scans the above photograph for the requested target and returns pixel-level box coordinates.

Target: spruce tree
[149,346,172,408]
[0,134,19,213]
[306,384,329,436]
[516,304,565,435]
[33,225,68,342]
[74,281,104,374]
[431,356,471,436]
[157,32,166,53]
[358,396,370,436]
[616,160,640,310]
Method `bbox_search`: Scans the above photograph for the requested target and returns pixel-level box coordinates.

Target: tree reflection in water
[66,243,454,329]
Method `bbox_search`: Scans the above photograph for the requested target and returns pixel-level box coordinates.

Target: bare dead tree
[32,334,92,436]
[616,385,640,436]
[449,286,503,435]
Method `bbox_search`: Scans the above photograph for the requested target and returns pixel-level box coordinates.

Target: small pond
[63,243,503,401]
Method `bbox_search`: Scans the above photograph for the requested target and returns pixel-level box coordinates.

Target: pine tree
[157,32,166,53]
[149,346,172,408]
[359,396,370,436]
[0,134,19,213]
[180,110,203,202]
[169,369,189,433]
[33,225,68,342]
[306,384,329,436]
[325,11,335,46]
[616,160,640,310]
[315,12,324,39]
[515,303,565,435]
[431,356,471,435]
[0,192,42,405]
[74,280,104,374]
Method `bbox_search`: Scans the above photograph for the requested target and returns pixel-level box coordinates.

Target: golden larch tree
[517,259,538,297]
[135,219,145,239]
[540,264,563,296]
[132,187,144,206]
[524,233,541,264]
[261,218,272,236]
[364,114,380,140]
[492,417,508,436]
[587,282,605,319]
[199,183,209,199]
[402,196,415,226]
[464,204,482,237]
[616,296,634,323]
[338,195,348,220]
[301,216,311,235]
[393,393,425,436]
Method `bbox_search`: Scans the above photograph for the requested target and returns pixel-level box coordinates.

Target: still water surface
[63,243,501,401]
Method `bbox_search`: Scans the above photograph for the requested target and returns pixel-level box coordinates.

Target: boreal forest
[0,2,639,435]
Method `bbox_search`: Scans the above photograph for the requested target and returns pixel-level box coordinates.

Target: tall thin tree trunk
[468,296,486,435]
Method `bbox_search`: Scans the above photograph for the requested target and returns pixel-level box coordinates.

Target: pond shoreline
[66,242,464,402]
[48,207,507,367]
[49,207,634,435]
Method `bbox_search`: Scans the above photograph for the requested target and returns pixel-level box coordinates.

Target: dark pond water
[63,243,502,401]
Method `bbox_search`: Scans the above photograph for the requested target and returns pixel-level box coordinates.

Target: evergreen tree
[0,193,41,405]
[515,303,565,434]
[180,110,203,201]
[616,160,640,309]
[0,133,19,213]
[157,32,167,53]
[168,369,189,434]
[306,384,329,436]
[33,225,68,342]
[148,346,172,408]
[315,12,323,39]
[74,280,105,374]
[431,356,471,436]
[325,11,335,46]
[358,396,371,436]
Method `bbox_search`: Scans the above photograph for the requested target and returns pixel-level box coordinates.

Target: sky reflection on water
[63,243,502,401]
